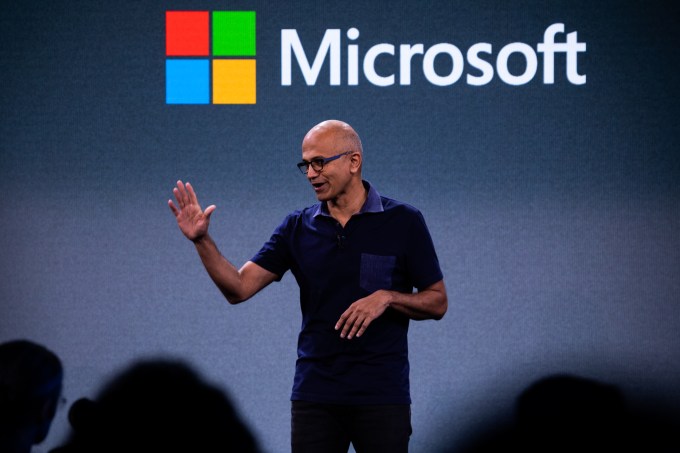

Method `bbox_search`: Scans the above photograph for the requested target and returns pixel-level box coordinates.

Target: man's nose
[307,166,320,178]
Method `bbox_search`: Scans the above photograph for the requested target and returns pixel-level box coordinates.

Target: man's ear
[350,152,362,173]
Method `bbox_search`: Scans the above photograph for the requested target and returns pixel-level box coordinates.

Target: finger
[340,315,358,339]
[346,317,364,339]
[168,200,179,216]
[176,180,189,206]
[353,318,371,338]
[204,205,216,218]
[186,182,199,205]
[335,312,348,331]
[335,309,353,333]
[172,187,183,207]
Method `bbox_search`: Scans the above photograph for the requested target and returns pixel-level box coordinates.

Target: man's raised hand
[168,180,216,242]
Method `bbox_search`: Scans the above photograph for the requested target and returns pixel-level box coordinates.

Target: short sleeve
[250,214,295,281]
[405,210,443,291]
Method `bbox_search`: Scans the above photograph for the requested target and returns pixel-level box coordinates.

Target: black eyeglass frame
[296,151,354,174]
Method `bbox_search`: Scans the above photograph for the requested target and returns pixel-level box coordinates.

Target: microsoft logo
[165,11,256,104]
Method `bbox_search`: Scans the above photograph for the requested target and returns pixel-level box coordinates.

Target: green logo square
[212,11,256,57]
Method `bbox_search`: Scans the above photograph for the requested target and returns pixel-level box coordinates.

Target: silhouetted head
[0,339,63,452]
[515,374,627,452]
[54,358,260,452]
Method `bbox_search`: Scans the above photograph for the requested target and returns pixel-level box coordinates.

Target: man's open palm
[168,180,216,242]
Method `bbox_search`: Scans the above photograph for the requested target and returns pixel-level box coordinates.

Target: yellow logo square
[213,59,256,104]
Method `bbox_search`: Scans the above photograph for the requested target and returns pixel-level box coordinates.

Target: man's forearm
[387,280,448,320]
[335,279,448,339]
[193,234,246,304]
[193,234,277,304]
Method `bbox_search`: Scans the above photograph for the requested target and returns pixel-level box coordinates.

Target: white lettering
[281,29,341,86]
[363,44,395,86]
[565,31,587,84]
[423,43,464,86]
[399,44,424,85]
[497,43,538,86]
[537,23,587,85]
[280,23,586,87]
[466,43,494,86]
[347,28,360,86]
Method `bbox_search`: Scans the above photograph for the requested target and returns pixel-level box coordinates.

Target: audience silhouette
[451,373,679,453]
[0,339,64,453]
[0,341,261,452]
[50,358,261,452]
[4,337,677,453]
[513,374,628,452]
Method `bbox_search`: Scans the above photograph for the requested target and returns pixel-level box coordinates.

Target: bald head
[300,120,365,207]
[303,120,363,156]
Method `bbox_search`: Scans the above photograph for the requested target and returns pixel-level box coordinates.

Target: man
[49,359,261,452]
[169,120,447,452]
[0,339,63,453]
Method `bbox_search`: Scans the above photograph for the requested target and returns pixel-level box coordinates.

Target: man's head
[300,120,364,203]
[0,339,63,450]
[55,359,261,452]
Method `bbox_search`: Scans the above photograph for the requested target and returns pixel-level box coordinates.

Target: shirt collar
[313,180,383,218]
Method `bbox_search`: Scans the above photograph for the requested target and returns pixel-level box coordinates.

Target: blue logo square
[166,59,210,104]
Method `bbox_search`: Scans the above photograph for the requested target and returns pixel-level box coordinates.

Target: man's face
[301,129,353,202]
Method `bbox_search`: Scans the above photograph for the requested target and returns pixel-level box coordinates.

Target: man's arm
[335,279,448,340]
[169,180,277,304]
[193,236,278,304]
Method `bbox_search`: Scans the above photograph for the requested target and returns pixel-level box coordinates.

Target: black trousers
[291,400,412,453]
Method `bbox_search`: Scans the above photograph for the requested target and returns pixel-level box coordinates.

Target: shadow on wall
[50,358,261,453]
[444,374,680,453]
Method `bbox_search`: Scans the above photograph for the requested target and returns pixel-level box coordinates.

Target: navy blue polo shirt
[251,181,443,405]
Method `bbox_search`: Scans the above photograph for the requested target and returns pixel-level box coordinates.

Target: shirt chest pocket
[360,253,397,293]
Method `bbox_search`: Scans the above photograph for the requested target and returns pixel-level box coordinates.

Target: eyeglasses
[296,151,353,174]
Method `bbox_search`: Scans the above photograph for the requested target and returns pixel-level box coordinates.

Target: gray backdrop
[1,1,678,451]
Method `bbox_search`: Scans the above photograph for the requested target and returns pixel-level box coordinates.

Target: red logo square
[166,11,209,56]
